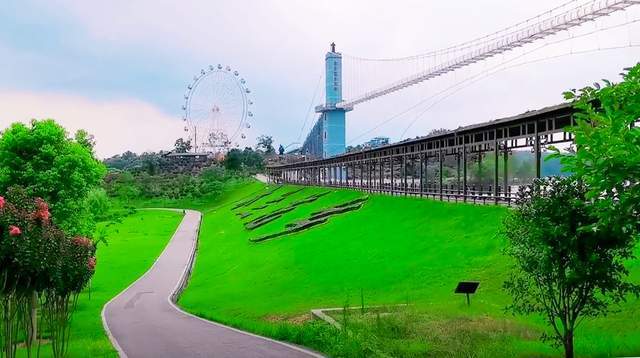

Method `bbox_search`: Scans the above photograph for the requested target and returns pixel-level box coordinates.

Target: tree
[427,128,449,136]
[174,137,192,153]
[224,148,243,170]
[0,188,96,357]
[0,120,106,235]
[224,148,264,171]
[75,129,96,152]
[256,135,275,154]
[552,63,640,240]
[278,144,285,155]
[503,176,639,358]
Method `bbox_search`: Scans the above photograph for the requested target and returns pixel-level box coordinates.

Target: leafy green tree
[174,137,192,153]
[503,177,640,358]
[0,120,106,235]
[113,171,140,204]
[256,135,275,154]
[74,129,96,152]
[85,188,111,221]
[224,149,243,170]
[224,148,264,171]
[553,63,640,239]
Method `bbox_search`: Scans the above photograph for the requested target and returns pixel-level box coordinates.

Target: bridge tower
[316,42,352,158]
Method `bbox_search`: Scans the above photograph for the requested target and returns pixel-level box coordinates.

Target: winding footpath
[102,209,322,358]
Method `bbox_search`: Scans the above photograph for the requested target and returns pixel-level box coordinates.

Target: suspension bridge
[268,0,640,203]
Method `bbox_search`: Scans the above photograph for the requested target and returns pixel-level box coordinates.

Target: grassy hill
[179,181,640,357]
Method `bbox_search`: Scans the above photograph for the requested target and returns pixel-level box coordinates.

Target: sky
[1,0,639,158]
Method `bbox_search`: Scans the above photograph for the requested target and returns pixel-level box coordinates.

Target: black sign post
[454,281,480,306]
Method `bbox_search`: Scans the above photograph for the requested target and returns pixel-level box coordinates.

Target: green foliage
[86,188,111,221]
[224,147,264,171]
[0,120,106,235]
[554,63,640,240]
[0,187,96,357]
[256,135,275,154]
[174,137,192,153]
[104,165,238,202]
[502,177,640,358]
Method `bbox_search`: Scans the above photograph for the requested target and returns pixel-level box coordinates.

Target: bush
[0,187,96,358]
[104,165,237,202]
[85,188,110,221]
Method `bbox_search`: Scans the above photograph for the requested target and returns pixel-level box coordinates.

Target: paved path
[254,173,269,183]
[102,209,322,358]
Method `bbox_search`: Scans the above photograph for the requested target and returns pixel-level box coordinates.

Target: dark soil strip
[245,207,295,230]
[331,196,369,209]
[250,196,368,243]
[232,186,282,210]
[308,203,364,221]
[244,192,330,230]
[252,218,329,243]
[290,192,330,206]
[252,205,268,210]
[266,187,305,204]
[238,212,252,219]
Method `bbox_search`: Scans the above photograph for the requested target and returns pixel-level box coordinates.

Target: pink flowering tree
[0,186,96,358]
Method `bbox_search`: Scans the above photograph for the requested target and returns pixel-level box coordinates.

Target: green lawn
[20,210,183,357]
[179,181,640,357]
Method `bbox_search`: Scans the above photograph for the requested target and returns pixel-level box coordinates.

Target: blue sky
[2,0,639,157]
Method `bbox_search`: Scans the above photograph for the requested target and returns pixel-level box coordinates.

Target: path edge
[167,211,325,358]
[100,208,185,358]
[101,208,324,358]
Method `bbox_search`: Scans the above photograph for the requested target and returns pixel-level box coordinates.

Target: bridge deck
[267,102,576,204]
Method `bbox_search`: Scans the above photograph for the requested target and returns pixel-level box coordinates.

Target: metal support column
[463,144,468,202]
[379,158,383,193]
[390,157,394,195]
[439,147,443,201]
[419,152,424,197]
[403,155,407,196]
[534,120,541,179]
[494,130,499,204]
[368,160,372,193]
[457,150,461,196]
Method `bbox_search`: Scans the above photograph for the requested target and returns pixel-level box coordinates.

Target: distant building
[364,136,389,149]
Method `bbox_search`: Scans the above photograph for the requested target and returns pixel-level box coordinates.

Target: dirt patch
[244,192,330,230]
[263,313,312,326]
[251,196,368,243]
[232,186,282,210]
[266,187,305,204]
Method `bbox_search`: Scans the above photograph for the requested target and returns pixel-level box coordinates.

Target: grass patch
[179,182,640,357]
[18,210,183,357]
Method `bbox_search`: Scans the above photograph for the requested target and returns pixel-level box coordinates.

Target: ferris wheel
[182,64,253,152]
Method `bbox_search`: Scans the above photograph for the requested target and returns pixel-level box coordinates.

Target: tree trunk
[564,330,574,358]
[27,291,38,347]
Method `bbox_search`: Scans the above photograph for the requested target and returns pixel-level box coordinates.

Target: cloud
[6,0,640,149]
[0,91,183,158]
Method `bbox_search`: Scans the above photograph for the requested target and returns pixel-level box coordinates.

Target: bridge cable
[297,73,323,144]
[347,16,639,144]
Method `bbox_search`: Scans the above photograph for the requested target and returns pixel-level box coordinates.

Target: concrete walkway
[102,209,322,358]
[254,173,269,183]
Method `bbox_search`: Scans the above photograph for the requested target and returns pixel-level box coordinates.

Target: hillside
[179,181,640,357]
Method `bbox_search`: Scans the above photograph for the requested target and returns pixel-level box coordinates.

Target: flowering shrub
[0,186,96,358]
